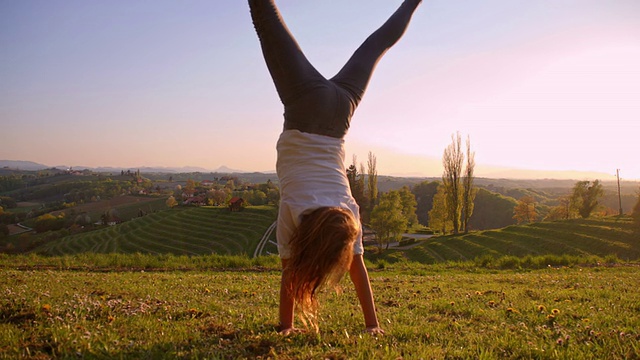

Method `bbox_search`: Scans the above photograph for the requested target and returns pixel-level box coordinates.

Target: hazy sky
[2,0,639,180]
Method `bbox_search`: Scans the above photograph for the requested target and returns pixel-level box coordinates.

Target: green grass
[3,211,638,358]
[0,252,282,271]
[1,264,639,359]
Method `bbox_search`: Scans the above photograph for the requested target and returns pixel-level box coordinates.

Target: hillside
[376,216,639,264]
[3,168,639,261]
[29,210,639,263]
[32,206,278,256]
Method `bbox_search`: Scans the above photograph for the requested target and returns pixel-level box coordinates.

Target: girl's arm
[279,259,295,334]
[349,254,384,334]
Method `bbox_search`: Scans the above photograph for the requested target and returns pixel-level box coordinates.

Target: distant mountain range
[0,160,47,171]
[0,160,255,174]
[0,159,628,182]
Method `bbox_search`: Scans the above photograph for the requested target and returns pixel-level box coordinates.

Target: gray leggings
[249,0,421,138]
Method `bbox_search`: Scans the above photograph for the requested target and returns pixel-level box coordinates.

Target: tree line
[166,178,280,209]
[346,133,640,251]
[512,180,606,224]
[3,149,640,246]
[347,132,478,250]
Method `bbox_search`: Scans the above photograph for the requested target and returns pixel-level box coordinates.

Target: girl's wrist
[364,325,385,335]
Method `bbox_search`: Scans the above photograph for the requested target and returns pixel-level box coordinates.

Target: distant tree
[347,156,366,214]
[544,195,574,221]
[267,188,280,205]
[359,162,368,216]
[570,180,604,218]
[166,196,178,208]
[74,213,92,226]
[513,196,537,224]
[370,191,407,251]
[208,189,228,206]
[0,175,25,193]
[266,179,275,189]
[251,190,268,205]
[366,151,378,224]
[359,163,367,194]
[442,132,464,234]
[0,196,17,209]
[428,184,452,234]
[184,179,196,197]
[632,189,640,230]
[412,181,440,226]
[398,186,419,231]
[34,213,67,232]
[461,136,477,233]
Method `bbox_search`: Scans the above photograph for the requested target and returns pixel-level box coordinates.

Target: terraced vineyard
[29,211,638,263]
[33,206,278,256]
[398,216,639,263]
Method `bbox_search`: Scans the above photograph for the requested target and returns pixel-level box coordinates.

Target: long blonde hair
[286,206,359,330]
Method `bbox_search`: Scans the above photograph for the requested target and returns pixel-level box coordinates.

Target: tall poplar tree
[442,132,464,234]
[366,151,378,223]
[347,155,365,211]
[632,189,640,230]
[461,136,477,233]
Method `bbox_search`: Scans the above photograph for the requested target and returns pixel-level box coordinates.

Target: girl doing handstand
[249,0,421,334]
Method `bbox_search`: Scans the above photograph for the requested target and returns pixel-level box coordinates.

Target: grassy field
[3,211,639,357]
[1,263,639,359]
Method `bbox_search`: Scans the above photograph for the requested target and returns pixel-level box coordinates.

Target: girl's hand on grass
[365,326,385,335]
[279,327,305,336]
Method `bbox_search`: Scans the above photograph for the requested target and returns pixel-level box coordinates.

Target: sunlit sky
[2,0,639,180]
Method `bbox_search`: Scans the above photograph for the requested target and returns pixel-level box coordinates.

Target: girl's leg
[248,0,325,103]
[331,0,422,104]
